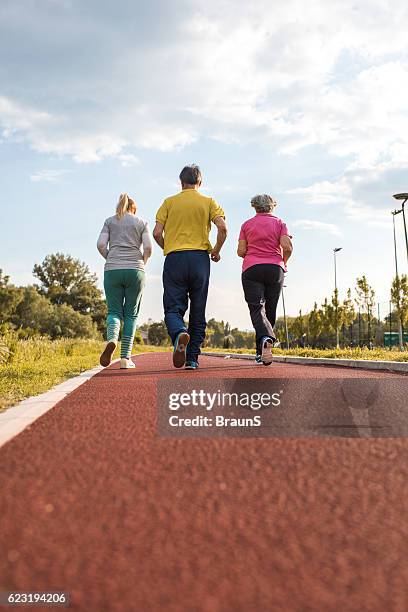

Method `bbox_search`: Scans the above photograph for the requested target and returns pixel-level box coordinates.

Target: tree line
[1,254,407,349]
[283,274,408,349]
[141,274,408,350]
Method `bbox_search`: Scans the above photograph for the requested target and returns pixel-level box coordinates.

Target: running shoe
[99,341,117,367]
[173,331,190,368]
[255,354,263,365]
[120,358,135,369]
[261,337,273,366]
[185,360,199,370]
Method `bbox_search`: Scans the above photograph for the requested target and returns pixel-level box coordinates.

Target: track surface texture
[1,353,408,612]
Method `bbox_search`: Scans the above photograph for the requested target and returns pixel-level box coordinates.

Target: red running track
[1,353,408,611]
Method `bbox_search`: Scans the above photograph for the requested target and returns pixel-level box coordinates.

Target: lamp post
[281,284,290,350]
[391,209,404,350]
[393,193,408,266]
[392,209,401,278]
[389,300,392,351]
[333,247,342,349]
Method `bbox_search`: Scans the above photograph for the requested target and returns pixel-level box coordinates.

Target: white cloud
[286,181,348,206]
[292,219,342,236]
[287,157,408,222]
[30,169,68,183]
[1,0,408,184]
[117,154,140,167]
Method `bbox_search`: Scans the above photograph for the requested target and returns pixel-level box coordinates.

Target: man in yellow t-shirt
[153,164,227,370]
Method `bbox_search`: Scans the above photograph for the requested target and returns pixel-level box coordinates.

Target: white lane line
[201,352,408,373]
[0,364,106,449]
[0,352,157,449]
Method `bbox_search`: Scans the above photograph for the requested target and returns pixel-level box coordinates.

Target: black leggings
[241,264,284,354]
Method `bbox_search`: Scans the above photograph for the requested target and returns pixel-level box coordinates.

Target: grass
[0,337,167,412]
[2,338,406,412]
[204,346,408,361]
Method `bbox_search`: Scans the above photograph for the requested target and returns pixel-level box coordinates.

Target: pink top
[239,213,291,273]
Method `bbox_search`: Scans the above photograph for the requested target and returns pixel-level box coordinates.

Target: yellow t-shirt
[156,189,225,255]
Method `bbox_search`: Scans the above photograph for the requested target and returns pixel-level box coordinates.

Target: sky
[1,0,408,329]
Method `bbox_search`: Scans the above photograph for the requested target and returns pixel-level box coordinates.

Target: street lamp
[333,247,342,348]
[393,193,408,265]
[392,210,401,278]
[391,209,404,350]
[281,284,290,350]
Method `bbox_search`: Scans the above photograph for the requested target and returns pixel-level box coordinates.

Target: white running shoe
[261,337,273,366]
[120,358,136,369]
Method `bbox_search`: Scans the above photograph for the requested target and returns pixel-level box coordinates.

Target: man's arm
[211,216,228,262]
[153,221,165,250]
[280,235,293,265]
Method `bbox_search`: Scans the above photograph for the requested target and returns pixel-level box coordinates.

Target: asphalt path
[1,353,407,611]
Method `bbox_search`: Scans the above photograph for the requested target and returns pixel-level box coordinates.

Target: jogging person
[153,165,227,370]
[97,193,152,369]
[238,194,292,365]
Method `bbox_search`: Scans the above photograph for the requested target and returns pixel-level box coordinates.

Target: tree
[12,286,97,339]
[355,275,375,346]
[147,321,169,346]
[33,253,106,333]
[12,287,54,333]
[133,330,143,345]
[206,319,225,347]
[0,270,23,324]
[308,303,323,348]
[391,274,408,349]
[48,303,98,339]
[342,289,356,345]
[232,331,247,349]
[291,310,306,346]
[223,334,234,349]
[321,298,335,345]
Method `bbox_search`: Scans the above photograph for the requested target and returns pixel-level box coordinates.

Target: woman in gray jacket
[97,193,152,369]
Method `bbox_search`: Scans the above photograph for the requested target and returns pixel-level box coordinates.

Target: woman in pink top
[238,194,293,365]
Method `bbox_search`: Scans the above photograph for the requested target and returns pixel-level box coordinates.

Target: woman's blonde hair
[251,194,277,213]
[116,193,136,218]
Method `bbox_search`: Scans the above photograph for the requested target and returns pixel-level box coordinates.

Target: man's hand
[211,216,227,262]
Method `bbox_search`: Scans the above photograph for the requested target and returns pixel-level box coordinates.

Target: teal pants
[104,269,145,359]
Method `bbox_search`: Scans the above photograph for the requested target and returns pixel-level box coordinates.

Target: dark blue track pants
[163,250,210,362]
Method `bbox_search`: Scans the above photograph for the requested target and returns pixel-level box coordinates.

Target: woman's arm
[142,224,153,265]
[97,221,109,259]
[280,235,293,265]
[237,239,247,258]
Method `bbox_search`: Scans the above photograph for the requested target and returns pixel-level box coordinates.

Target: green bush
[47,303,99,339]
[9,286,99,340]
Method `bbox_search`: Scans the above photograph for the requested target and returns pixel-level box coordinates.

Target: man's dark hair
[179,164,202,186]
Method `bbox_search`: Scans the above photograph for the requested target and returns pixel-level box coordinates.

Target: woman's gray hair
[251,194,277,213]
